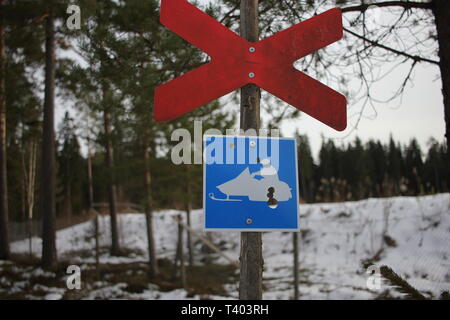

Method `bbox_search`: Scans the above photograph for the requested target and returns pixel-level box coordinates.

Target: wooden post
[293,232,299,299]
[173,222,181,278]
[185,165,194,266]
[239,0,263,300]
[176,215,187,288]
[174,216,239,267]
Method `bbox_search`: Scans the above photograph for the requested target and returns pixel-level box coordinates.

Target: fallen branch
[380,265,427,300]
[172,216,239,267]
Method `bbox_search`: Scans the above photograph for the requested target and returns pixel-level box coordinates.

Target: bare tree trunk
[173,225,181,279]
[22,144,27,254]
[185,165,193,267]
[0,1,9,260]
[185,203,193,266]
[27,218,32,257]
[23,140,37,258]
[87,134,99,273]
[176,215,186,288]
[143,136,158,278]
[40,7,57,269]
[239,0,263,300]
[433,0,450,189]
[293,232,299,300]
[21,167,26,222]
[103,104,120,256]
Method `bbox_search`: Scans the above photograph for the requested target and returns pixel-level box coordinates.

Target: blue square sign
[203,135,299,231]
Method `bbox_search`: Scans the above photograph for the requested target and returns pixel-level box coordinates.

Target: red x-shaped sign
[154,0,347,131]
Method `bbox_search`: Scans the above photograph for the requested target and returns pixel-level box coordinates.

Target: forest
[6,123,450,222]
[0,0,449,301]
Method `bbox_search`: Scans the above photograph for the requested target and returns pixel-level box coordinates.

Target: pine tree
[424,138,448,193]
[72,0,123,256]
[387,136,403,195]
[57,112,85,217]
[1,0,78,268]
[0,0,9,260]
[404,139,424,195]
[40,0,57,270]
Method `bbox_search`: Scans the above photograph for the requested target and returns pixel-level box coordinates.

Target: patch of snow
[7,193,450,299]
[44,293,63,300]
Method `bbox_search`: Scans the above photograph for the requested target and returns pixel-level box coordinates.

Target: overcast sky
[292,62,444,158]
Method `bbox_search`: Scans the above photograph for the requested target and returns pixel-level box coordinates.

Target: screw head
[249,72,255,78]
[249,47,256,53]
[246,218,253,225]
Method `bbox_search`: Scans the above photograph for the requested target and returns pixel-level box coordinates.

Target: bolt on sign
[203,135,299,231]
[154,0,347,131]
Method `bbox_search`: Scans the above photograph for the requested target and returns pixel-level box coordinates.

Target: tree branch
[343,27,439,65]
[280,0,438,66]
[219,3,239,24]
[341,1,432,13]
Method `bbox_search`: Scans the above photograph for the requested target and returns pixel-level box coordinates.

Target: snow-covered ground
[3,193,450,299]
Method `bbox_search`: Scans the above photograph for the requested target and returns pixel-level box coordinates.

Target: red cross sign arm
[154,0,347,131]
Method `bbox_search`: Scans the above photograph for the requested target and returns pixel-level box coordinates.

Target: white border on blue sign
[202,134,300,232]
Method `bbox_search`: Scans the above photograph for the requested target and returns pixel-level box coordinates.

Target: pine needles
[379,265,426,300]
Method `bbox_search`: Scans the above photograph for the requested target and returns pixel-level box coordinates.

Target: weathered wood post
[177,215,187,288]
[293,232,299,299]
[185,165,194,266]
[239,0,263,300]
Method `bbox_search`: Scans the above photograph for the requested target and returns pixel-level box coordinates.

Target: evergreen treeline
[5,125,448,222]
[297,135,448,203]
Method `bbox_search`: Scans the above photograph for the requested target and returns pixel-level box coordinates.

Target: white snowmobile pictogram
[208,159,292,205]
